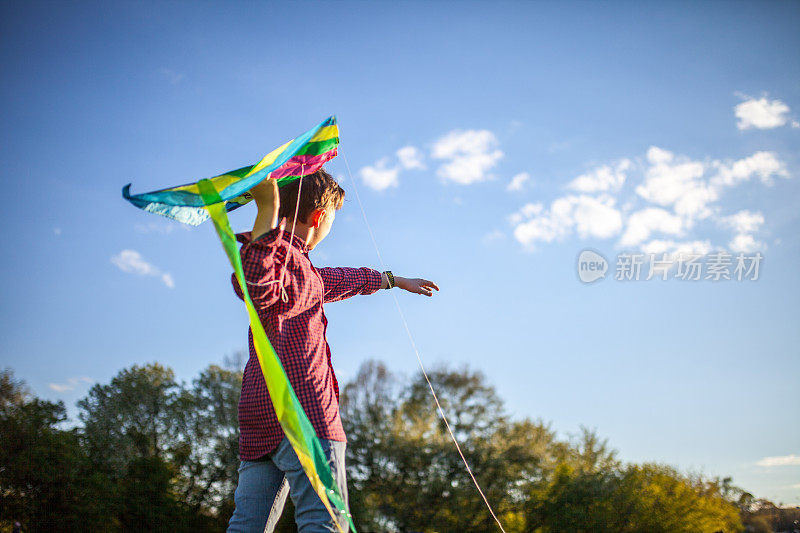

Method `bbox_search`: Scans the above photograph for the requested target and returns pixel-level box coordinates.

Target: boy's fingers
[397,278,437,296]
[421,279,439,291]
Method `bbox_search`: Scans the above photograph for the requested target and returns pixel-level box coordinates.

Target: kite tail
[197,179,355,533]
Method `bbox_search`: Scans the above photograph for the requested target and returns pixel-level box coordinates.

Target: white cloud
[635,148,787,229]
[756,454,800,467]
[719,210,766,253]
[48,376,92,393]
[396,146,425,170]
[513,213,567,247]
[640,239,713,257]
[111,249,175,288]
[161,273,175,289]
[735,97,791,130]
[359,158,399,191]
[568,159,632,193]
[635,147,716,219]
[719,210,764,235]
[508,142,790,253]
[506,172,530,192]
[646,146,674,165]
[112,250,159,276]
[629,148,784,252]
[431,129,503,184]
[508,202,543,226]
[628,149,786,253]
[356,145,422,191]
[481,230,506,244]
[569,196,624,239]
[620,208,685,247]
[711,151,788,188]
[511,195,622,249]
[729,234,764,253]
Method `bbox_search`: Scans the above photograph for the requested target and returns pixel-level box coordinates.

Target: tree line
[1,359,797,532]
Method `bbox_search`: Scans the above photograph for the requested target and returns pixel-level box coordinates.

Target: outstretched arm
[316,267,439,303]
[315,266,383,303]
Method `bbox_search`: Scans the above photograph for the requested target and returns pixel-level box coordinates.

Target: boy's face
[307,207,335,250]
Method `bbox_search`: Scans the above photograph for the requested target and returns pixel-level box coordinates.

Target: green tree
[528,462,743,532]
[341,361,543,532]
[339,360,399,531]
[0,369,102,532]
[76,363,219,530]
[0,360,767,533]
[0,368,30,407]
[172,364,242,521]
[78,363,182,471]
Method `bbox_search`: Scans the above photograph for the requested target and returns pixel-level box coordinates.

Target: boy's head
[278,168,345,249]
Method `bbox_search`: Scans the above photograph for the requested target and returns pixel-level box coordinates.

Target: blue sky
[1,1,798,505]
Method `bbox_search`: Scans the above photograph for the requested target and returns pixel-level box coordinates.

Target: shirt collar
[236,227,309,253]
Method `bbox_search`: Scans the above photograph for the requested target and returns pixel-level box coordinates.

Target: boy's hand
[250,179,280,240]
[249,178,279,208]
[395,277,439,297]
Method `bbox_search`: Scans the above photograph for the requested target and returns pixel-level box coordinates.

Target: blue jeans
[227,437,349,533]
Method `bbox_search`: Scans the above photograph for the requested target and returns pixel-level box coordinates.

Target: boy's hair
[278,168,345,223]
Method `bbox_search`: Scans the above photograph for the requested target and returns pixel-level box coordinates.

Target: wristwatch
[383,271,395,289]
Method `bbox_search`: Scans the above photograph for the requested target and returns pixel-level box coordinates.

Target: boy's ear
[311,209,325,228]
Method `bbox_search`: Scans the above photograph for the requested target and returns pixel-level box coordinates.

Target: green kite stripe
[197,179,355,533]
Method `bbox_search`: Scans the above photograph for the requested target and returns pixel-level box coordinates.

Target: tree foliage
[1,364,241,531]
[3,362,792,532]
[0,374,95,531]
[341,360,746,533]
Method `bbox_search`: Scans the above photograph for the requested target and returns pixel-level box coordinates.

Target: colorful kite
[123,116,355,533]
[123,116,339,225]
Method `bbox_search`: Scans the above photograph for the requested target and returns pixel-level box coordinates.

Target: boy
[227,169,438,532]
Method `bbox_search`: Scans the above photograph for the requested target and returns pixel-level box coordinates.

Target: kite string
[339,148,508,533]
[242,168,304,303]
[278,166,304,302]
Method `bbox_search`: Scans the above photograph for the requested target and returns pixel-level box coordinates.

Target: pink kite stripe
[271,149,338,180]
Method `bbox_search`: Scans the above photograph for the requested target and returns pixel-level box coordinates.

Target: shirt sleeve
[231,237,286,309]
[315,266,382,303]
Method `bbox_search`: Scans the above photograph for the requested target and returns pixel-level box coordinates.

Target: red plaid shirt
[232,228,382,460]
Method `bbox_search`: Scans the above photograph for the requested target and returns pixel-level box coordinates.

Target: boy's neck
[284,220,316,249]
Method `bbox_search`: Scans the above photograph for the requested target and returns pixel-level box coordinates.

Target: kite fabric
[123,116,339,226]
[123,117,356,533]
